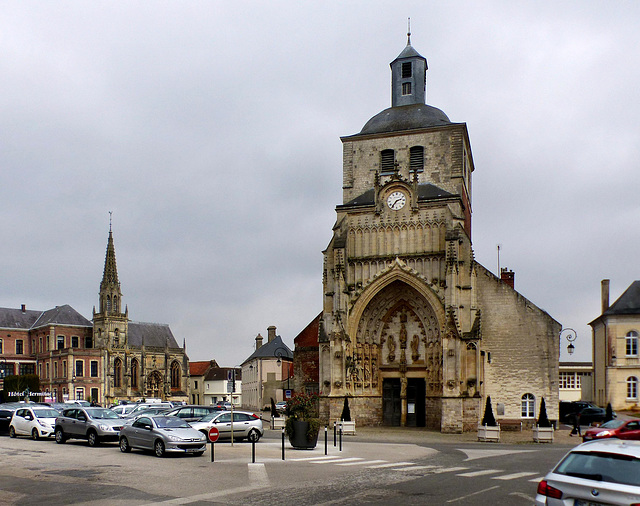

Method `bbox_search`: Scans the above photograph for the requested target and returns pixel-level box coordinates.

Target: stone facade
[318,38,560,432]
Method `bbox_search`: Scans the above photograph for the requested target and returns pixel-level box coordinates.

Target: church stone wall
[476,264,560,423]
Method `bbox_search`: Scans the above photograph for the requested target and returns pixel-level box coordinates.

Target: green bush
[284,392,320,441]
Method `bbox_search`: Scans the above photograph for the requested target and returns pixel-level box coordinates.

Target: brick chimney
[267,325,276,343]
[255,333,263,349]
[21,304,26,313]
[500,268,515,289]
[601,279,610,314]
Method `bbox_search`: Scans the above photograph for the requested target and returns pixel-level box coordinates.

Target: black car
[568,406,610,426]
[559,401,597,423]
[0,403,24,435]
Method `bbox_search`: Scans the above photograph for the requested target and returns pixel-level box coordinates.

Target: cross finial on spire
[109,211,112,232]
[407,17,411,45]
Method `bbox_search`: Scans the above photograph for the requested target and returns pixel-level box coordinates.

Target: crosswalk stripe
[492,471,538,481]
[289,456,336,461]
[457,469,502,477]
[367,462,415,469]
[312,457,364,464]
[529,477,544,483]
[337,459,387,467]
[432,467,469,474]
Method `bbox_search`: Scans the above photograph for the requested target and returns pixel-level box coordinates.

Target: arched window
[106,296,111,312]
[626,331,639,357]
[114,358,122,388]
[131,358,139,389]
[410,146,424,173]
[113,328,119,347]
[628,376,639,399]
[171,362,181,389]
[521,393,535,418]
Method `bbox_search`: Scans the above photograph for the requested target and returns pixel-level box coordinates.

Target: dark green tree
[537,397,552,428]
[481,396,497,426]
[341,397,351,422]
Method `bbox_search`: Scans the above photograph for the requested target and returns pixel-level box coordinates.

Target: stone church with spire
[317,34,561,432]
[0,227,189,405]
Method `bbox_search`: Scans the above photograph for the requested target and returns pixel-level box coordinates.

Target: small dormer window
[380,149,395,174]
[402,82,412,95]
[402,62,412,78]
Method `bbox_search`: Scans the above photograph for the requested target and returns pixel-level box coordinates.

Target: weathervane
[407,18,411,45]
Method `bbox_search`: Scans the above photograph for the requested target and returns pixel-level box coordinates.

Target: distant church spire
[99,216,122,315]
[390,23,427,107]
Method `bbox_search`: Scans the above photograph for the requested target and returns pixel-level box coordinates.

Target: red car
[582,418,640,442]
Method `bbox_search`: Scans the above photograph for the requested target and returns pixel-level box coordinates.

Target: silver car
[536,439,640,505]
[119,415,207,457]
[190,411,264,442]
[55,407,124,446]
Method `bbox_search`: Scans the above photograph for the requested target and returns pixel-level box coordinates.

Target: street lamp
[274,347,292,396]
[560,328,577,356]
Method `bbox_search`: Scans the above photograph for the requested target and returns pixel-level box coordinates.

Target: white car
[110,404,137,417]
[189,411,264,442]
[536,439,640,505]
[9,406,60,440]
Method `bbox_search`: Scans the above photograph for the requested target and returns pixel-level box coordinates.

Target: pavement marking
[509,492,536,503]
[432,466,469,474]
[367,461,415,469]
[312,457,364,464]
[456,469,503,477]
[446,485,500,503]
[337,459,387,466]
[288,455,338,461]
[248,463,270,488]
[458,449,537,461]
[391,464,438,471]
[492,471,539,481]
[529,477,544,483]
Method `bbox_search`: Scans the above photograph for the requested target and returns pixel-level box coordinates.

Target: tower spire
[407,17,411,45]
[99,217,122,315]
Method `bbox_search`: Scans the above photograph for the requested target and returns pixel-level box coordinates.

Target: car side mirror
[25,415,33,421]
[143,424,152,430]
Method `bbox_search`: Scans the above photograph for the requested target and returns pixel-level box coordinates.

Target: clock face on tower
[386,191,407,210]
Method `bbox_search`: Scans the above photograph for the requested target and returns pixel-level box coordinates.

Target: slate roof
[358,103,451,136]
[204,367,242,382]
[603,281,640,316]
[339,183,454,209]
[242,335,293,365]
[128,321,180,348]
[0,305,91,330]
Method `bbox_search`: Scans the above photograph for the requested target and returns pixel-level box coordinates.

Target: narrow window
[85,335,93,349]
[521,393,535,418]
[402,82,412,95]
[402,62,412,78]
[410,146,424,173]
[131,359,138,388]
[71,336,79,348]
[16,340,24,354]
[57,336,64,350]
[54,362,58,379]
[380,149,395,174]
[628,376,639,399]
[90,388,99,403]
[90,361,98,378]
[75,360,84,377]
[171,362,181,389]
[114,358,122,388]
[626,331,639,356]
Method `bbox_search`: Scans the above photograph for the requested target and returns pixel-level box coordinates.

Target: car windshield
[86,408,120,420]
[33,409,59,418]
[155,417,191,429]
[599,420,624,429]
[555,451,640,486]
[198,412,217,422]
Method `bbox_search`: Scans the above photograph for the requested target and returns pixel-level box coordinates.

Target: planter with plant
[533,397,554,442]
[284,392,320,449]
[478,396,500,442]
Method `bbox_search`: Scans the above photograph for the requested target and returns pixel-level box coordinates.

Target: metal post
[324,426,328,455]
[252,440,256,463]
[339,427,343,451]
[281,427,285,461]
[210,442,214,462]
[333,422,337,447]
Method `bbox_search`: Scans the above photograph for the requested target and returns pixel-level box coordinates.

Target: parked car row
[1,402,264,459]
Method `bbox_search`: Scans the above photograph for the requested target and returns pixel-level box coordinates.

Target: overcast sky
[2,1,639,366]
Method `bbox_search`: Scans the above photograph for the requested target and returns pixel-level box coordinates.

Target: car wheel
[154,440,165,457]
[32,428,40,441]
[247,428,261,443]
[9,426,16,438]
[55,428,66,444]
[119,437,131,453]
[87,430,99,447]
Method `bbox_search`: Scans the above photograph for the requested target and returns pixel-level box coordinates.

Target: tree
[2,374,40,402]
[481,396,497,426]
[537,397,552,428]
[341,397,351,422]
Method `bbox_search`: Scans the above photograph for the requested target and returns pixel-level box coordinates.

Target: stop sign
[208,427,220,442]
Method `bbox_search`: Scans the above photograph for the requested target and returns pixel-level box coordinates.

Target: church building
[318,35,560,432]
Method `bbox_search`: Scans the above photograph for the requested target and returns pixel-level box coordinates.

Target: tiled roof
[128,321,179,348]
[603,281,640,316]
[242,335,292,364]
[190,360,218,376]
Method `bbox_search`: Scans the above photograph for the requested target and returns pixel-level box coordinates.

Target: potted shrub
[478,396,500,442]
[533,397,554,442]
[284,392,320,449]
[336,397,356,435]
